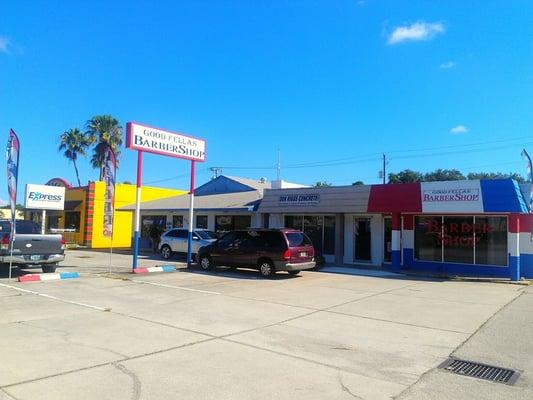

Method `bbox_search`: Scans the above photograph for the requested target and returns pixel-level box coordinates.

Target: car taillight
[1,235,10,251]
[283,249,291,261]
[61,236,66,250]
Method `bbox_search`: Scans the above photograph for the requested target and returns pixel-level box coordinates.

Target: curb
[133,265,176,274]
[18,272,80,283]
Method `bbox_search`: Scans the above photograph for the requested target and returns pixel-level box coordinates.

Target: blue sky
[1,0,533,202]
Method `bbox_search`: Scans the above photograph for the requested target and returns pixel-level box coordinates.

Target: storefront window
[64,212,81,232]
[475,217,507,266]
[414,216,443,262]
[141,215,166,238]
[173,215,183,228]
[196,215,208,229]
[215,215,252,232]
[442,216,474,264]
[284,215,303,230]
[323,216,336,255]
[414,215,507,266]
[304,215,324,254]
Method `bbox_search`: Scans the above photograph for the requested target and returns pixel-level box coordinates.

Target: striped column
[508,214,520,281]
[391,212,401,272]
[402,215,414,267]
[83,183,95,247]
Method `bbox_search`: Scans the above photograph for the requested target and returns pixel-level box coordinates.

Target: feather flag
[6,129,20,235]
[102,145,116,237]
[521,149,533,213]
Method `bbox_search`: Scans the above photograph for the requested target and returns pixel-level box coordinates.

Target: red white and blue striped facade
[259,178,533,280]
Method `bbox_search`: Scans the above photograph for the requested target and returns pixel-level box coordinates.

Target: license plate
[30,255,41,261]
[300,252,307,257]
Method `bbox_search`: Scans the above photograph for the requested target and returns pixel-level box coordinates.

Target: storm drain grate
[439,358,519,385]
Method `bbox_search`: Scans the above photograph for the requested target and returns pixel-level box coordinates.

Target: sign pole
[132,151,143,271]
[41,209,46,234]
[186,160,196,268]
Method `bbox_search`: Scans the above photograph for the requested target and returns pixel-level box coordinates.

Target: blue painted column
[509,214,520,281]
[391,212,401,273]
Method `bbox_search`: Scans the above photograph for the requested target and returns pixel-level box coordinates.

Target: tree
[58,128,92,186]
[314,181,332,187]
[388,169,424,183]
[352,181,364,186]
[424,169,465,182]
[467,172,526,183]
[86,115,123,178]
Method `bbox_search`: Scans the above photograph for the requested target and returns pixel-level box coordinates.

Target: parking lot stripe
[132,279,221,295]
[0,282,109,312]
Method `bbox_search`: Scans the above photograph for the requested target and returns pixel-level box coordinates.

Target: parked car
[197,228,316,278]
[0,219,66,273]
[159,228,217,260]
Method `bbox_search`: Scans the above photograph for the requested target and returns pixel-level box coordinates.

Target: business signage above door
[126,122,206,162]
[24,184,66,210]
[421,181,483,212]
[279,194,320,206]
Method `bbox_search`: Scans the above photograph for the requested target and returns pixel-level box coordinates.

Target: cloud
[0,198,8,206]
[387,21,445,45]
[0,36,10,54]
[439,61,456,69]
[450,125,469,134]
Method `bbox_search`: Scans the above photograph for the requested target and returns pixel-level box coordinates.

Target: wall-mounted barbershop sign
[279,194,320,206]
[421,181,483,212]
[126,122,206,162]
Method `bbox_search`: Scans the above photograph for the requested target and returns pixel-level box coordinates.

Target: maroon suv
[197,228,316,277]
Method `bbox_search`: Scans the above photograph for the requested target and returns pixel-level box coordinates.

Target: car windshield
[196,230,216,240]
[286,232,313,247]
[0,220,41,234]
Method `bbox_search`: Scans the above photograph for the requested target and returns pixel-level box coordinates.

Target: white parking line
[0,282,110,312]
[132,279,221,295]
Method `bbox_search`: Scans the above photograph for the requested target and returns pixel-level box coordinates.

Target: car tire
[258,259,275,278]
[42,264,57,273]
[161,245,173,260]
[288,270,300,276]
[199,255,214,271]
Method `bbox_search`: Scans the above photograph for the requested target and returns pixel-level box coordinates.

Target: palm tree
[58,128,92,187]
[86,115,123,179]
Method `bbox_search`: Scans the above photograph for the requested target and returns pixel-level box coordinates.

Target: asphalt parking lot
[0,250,531,400]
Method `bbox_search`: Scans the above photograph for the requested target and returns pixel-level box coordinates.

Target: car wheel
[199,255,214,271]
[288,270,300,276]
[258,260,275,278]
[161,245,172,260]
[42,264,57,273]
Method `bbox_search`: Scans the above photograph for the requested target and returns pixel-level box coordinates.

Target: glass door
[383,217,392,263]
[354,217,372,262]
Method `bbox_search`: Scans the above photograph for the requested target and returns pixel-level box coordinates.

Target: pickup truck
[0,219,66,273]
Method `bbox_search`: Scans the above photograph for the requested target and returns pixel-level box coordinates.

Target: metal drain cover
[439,358,519,385]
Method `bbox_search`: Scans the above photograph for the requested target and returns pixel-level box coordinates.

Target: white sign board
[279,194,320,206]
[24,184,65,210]
[421,181,483,213]
[126,122,206,162]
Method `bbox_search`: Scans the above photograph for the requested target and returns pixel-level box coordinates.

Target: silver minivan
[159,228,217,260]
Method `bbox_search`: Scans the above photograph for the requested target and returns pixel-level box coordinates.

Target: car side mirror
[193,236,199,240]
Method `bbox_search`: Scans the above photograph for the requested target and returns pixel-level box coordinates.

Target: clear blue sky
[1,0,533,202]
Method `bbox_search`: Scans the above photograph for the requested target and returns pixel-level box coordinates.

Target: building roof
[194,175,270,196]
[119,190,262,212]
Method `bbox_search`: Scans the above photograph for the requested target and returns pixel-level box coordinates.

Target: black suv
[197,229,316,278]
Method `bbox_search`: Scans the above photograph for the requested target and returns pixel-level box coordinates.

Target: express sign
[25,184,65,210]
[126,122,206,162]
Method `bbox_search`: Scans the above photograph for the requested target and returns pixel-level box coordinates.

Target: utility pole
[276,149,281,181]
[382,154,387,184]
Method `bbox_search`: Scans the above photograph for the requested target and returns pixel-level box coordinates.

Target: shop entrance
[383,217,392,263]
[354,217,372,262]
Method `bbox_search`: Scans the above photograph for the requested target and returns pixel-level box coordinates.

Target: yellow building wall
[90,182,186,248]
